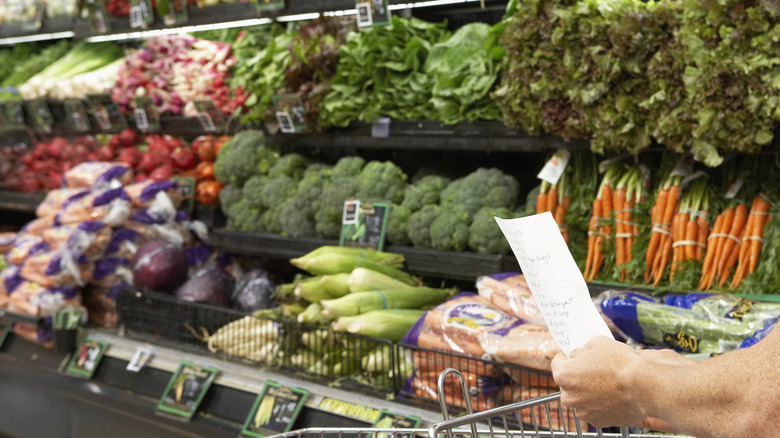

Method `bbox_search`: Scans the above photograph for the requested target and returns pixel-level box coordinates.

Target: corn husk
[298,302,326,324]
[294,276,333,303]
[321,287,454,318]
[362,344,393,373]
[293,253,419,286]
[331,309,425,342]
[291,245,405,270]
[347,268,416,293]
[320,273,351,298]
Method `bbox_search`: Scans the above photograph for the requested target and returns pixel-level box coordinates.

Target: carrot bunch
[670,177,709,283]
[645,175,683,286]
[584,165,621,282]
[614,168,644,282]
[729,194,772,289]
[698,198,750,290]
[536,175,571,246]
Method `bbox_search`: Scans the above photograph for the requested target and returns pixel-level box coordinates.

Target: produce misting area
[2,0,780,436]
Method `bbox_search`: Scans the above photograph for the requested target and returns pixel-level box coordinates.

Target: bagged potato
[6,234,49,265]
[8,281,81,318]
[21,216,55,236]
[53,187,131,227]
[20,250,94,288]
[91,257,132,288]
[477,323,561,372]
[124,180,182,208]
[43,221,112,260]
[0,232,18,253]
[64,162,132,189]
[35,188,90,218]
[476,273,545,325]
[104,228,141,259]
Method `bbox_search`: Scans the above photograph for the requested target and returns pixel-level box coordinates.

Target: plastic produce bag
[6,234,49,265]
[232,269,279,313]
[598,291,780,354]
[20,250,94,288]
[83,284,125,327]
[14,323,53,349]
[35,188,90,218]
[42,220,112,259]
[406,370,507,412]
[477,323,561,372]
[104,228,141,259]
[63,162,132,189]
[476,272,545,325]
[124,180,182,208]
[53,187,131,227]
[0,232,16,253]
[8,281,81,318]
[0,265,23,308]
[21,216,55,236]
[91,257,132,287]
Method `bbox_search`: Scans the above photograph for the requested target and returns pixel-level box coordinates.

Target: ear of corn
[361,344,393,373]
[292,253,420,286]
[294,276,333,303]
[319,273,351,298]
[331,309,425,342]
[291,246,405,270]
[298,302,327,324]
[321,287,454,318]
[347,267,417,293]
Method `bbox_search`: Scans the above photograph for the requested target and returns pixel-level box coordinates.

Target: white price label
[197,112,216,132]
[134,108,148,131]
[724,178,744,200]
[129,4,143,27]
[356,2,372,27]
[276,111,295,134]
[126,347,153,372]
[537,149,571,185]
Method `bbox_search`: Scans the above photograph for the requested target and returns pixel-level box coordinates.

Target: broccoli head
[331,156,365,179]
[407,204,440,248]
[439,168,520,216]
[315,177,359,239]
[468,207,514,254]
[260,175,298,209]
[218,184,243,217]
[279,165,332,238]
[401,175,451,212]
[261,203,287,234]
[242,175,270,208]
[386,203,412,246]
[429,205,472,252]
[268,153,310,180]
[355,161,407,204]
[227,198,266,233]
[214,130,276,186]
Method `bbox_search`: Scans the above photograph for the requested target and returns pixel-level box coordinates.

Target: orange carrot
[720,225,748,287]
[749,196,771,273]
[716,203,748,280]
[536,193,547,214]
[547,184,558,214]
[614,187,627,274]
[684,217,698,261]
[584,199,601,279]
[652,236,673,287]
[695,213,708,261]
[645,188,669,282]
[705,207,734,290]
[700,211,725,290]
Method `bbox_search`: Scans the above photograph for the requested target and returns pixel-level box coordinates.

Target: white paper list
[494,212,613,356]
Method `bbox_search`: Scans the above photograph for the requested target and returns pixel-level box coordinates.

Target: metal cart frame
[268,369,693,438]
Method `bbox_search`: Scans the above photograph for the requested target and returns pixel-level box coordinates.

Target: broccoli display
[407,204,440,248]
[280,164,332,238]
[227,198,265,233]
[214,130,278,186]
[331,156,365,179]
[439,168,520,216]
[468,207,515,254]
[315,177,359,239]
[218,184,243,217]
[242,175,270,208]
[429,205,471,252]
[355,161,407,204]
[268,153,310,180]
[401,175,451,212]
[386,204,412,246]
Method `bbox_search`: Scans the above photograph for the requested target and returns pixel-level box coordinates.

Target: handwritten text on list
[494,213,612,356]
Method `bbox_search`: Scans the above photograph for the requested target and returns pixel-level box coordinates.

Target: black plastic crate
[397,342,575,431]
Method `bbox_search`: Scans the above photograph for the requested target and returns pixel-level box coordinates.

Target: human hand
[550,336,648,428]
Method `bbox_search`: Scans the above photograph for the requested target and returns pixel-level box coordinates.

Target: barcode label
[197,112,216,132]
[94,10,108,33]
[356,3,372,27]
[94,112,111,130]
[276,111,294,134]
[71,112,89,131]
[134,108,148,131]
[130,5,143,27]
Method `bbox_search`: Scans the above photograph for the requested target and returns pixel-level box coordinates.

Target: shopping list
[494,212,612,357]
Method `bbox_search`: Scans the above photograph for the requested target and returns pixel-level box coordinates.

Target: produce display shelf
[0,16,75,39]
[207,229,521,282]
[0,190,44,214]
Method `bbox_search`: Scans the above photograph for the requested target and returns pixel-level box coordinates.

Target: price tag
[64,99,92,132]
[87,0,111,33]
[255,0,284,10]
[156,360,217,421]
[240,381,308,438]
[21,1,45,31]
[173,176,195,214]
[371,117,390,138]
[194,100,224,133]
[724,178,744,200]
[162,0,188,26]
[86,93,127,131]
[126,347,153,372]
[371,410,422,438]
[272,94,306,134]
[130,0,153,28]
[356,0,391,29]
[133,97,160,132]
[5,100,25,126]
[318,398,380,422]
[66,337,108,379]
[0,323,11,350]
[340,200,390,252]
[27,98,53,133]
[537,149,571,185]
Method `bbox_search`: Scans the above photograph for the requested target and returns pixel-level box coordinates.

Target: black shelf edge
[0,190,44,214]
[0,16,75,39]
[207,228,519,282]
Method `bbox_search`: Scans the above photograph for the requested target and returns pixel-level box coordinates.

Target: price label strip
[256,0,284,10]
[86,93,128,131]
[87,0,112,33]
[272,94,306,134]
[66,337,108,379]
[64,99,92,132]
[194,100,224,133]
[371,410,422,438]
[133,96,160,132]
[339,200,390,252]
[241,381,308,438]
[173,176,195,214]
[21,1,45,31]
[27,98,54,134]
[130,0,154,28]
[156,361,217,421]
[356,0,391,29]
[161,0,188,26]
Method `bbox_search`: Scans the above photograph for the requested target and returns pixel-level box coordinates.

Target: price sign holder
[272,94,306,134]
[64,99,92,132]
[162,0,188,26]
[241,381,308,438]
[371,410,422,438]
[256,0,284,11]
[173,176,195,214]
[130,0,154,28]
[126,347,153,372]
[86,93,127,131]
[21,1,45,31]
[5,99,25,127]
[66,337,108,379]
[27,98,54,134]
[86,0,112,33]
[133,96,160,132]
[340,200,390,251]
[194,100,224,133]
[0,323,11,350]
[156,360,217,421]
[356,0,391,29]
